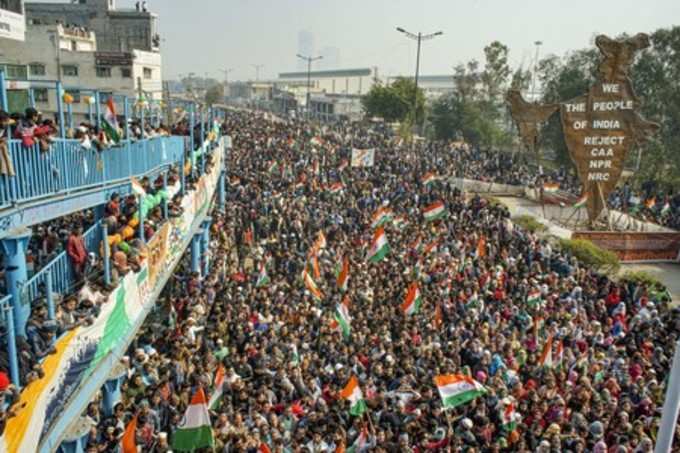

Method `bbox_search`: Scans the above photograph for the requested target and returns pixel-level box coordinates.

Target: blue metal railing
[20,221,103,310]
[0,136,184,210]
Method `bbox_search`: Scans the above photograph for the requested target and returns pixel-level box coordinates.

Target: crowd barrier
[0,139,224,453]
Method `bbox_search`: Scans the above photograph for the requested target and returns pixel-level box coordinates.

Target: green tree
[630,26,680,187]
[361,78,425,123]
[481,41,511,104]
[205,84,224,106]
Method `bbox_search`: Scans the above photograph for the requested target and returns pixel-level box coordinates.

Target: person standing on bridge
[67,226,87,280]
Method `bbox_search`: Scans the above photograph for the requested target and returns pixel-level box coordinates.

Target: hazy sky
[44,0,680,81]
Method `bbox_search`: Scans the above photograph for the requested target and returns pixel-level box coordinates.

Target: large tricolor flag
[423,201,446,222]
[366,227,390,263]
[304,271,324,300]
[538,334,554,367]
[434,374,486,409]
[102,97,121,144]
[371,206,393,228]
[337,256,349,291]
[339,376,367,416]
[172,388,214,451]
[208,365,225,409]
[401,282,422,315]
[334,299,351,338]
[422,172,439,186]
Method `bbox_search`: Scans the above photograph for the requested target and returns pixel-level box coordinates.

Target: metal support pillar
[1,230,32,337]
[102,223,111,286]
[201,217,212,276]
[189,103,195,175]
[56,81,66,139]
[655,339,680,452]
[162,172,169,219]
[137,195,145,244]
[45,272,55,321]
[190,232,203,275]
[123,97,129,141]
[218,170,226,211]
[0,70,7,111]
[94,91,101,128]
[1,300,20,387]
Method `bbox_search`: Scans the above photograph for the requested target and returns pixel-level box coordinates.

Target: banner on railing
[147,222,171,289]
[0,141,224,453]
[572,231,680,262]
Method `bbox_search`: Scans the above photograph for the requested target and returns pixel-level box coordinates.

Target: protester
[71,111,678,452]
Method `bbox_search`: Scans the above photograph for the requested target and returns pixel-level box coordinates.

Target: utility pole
[251,64,264,81]
[530,40,543,101]
[396,27,443,137]
[296,54,323,120]
[221,68,234,100]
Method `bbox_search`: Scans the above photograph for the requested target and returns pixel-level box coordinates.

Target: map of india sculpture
[507,33,659,223]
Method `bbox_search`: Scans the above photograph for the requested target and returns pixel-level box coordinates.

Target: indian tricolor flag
[434,374,486,409]
[339,376,367,416]
[310,136,325,147]
[208,365,225,409]
[527,289,541,307]
[401,282,422,315]
[337,256,349,291]
[423,201,446,222]
[267,161,279,174]
[328,182,344,194]
[366,227,390,263]
[102,97,120,144]
[501,398,520,432]
[538,334,554,367]
[334,299,351,338]
[316,230,327,250]
[371,206,393,228]
[573,193,588,209]
[392,216,407,229]
[255,261,269,287]
[304,271,323,300]
[543,182,559,193]
[172,388,214,451]
[422,172,439,186]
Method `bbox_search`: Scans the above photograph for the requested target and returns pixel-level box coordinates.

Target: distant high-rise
[297,30,315,70]
[319,46,341,70]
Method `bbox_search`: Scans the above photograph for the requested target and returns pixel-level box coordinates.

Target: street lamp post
[296,54,323,121]
[530,40,543,101]
[221,68,234,100]
[396,27,443,136]
[251,64,264,81]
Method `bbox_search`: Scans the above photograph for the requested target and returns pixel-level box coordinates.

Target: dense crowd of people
[0,110,219,433]
[64,111,679,452]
